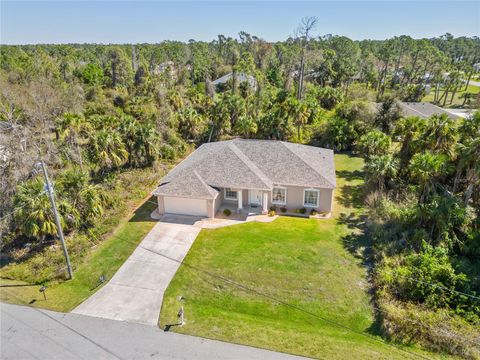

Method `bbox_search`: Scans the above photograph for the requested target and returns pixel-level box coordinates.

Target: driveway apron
[72,215,202,326]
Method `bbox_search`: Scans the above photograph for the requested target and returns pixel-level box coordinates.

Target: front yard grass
[159,154,445,359]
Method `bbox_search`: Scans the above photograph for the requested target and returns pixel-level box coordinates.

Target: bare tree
[295,16,318,100]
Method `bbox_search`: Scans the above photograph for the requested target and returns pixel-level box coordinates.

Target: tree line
[0,27,479,357]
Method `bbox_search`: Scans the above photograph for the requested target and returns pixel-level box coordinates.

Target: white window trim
[303,188,320,208]
[271,186,287,205]
[224,188,238,201]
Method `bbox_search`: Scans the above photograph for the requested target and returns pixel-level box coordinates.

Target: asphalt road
[1,303,306,360]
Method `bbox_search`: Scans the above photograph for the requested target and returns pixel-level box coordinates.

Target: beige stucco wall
[158,185,333,217]
[222,188,248,207]
[157,195,165,214]
[269,186,333,213]
[206,199,213,218]
[318,188,334,213]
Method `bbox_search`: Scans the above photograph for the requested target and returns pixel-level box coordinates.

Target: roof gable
[156,139,336,198]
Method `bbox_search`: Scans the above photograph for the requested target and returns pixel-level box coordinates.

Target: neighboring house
[153,139,336,218]
[152,61,178,78]
[212,72,257,91]
[399,102,460,119]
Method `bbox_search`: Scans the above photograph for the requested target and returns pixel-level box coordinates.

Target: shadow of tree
[337,184,364,209]
[128,196,158,222]
[336,169,364,182]
[338,212,370,264]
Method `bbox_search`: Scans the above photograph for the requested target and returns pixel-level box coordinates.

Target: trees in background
[0,32,479,357]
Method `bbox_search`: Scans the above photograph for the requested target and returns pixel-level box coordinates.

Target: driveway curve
[72,215,202,326]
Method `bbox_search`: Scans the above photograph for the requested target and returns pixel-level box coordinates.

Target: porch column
[238,190,243,211]
[262,192,268,214]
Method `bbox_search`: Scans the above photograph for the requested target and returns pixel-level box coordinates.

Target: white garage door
[163,197,208,217]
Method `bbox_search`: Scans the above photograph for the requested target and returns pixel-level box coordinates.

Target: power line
[0,203,30,223]
[393,273,480,301]
[132,243,430,360]
[253,231,480,303]
[365,304,480,347]
[2,290,125,360]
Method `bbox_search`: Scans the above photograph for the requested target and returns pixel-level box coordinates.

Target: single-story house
[153,139,336,218]
[399,102,460,119]
[211,72,258,92]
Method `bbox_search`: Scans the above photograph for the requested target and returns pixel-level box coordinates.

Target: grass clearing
[422,83,480,106]
[159,154,446,359]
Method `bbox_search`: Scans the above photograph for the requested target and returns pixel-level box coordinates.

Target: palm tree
[276,97,310,141]
[119,115,139,166]
[56,113,90,170]
[409,151,451,203]
[455,138,480,206]
[56,169,111,220]
[14,178,77,242]
[357,130,391,159]
[394,116,425,169]
[365,154,398,192]
[137,122,161,165]
[421,113,458,156]
[87,130,128,171]
[234,115,258,138]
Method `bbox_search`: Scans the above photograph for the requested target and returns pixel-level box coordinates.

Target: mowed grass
[0,199,158,311]
[422,83,480,106]
[159,154,443,359]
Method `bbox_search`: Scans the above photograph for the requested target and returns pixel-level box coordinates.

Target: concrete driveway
[72,215,202,326]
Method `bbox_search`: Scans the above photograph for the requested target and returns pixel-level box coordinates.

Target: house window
[225,188,238,200]
[303,189,320,207]
[272,187,287,205]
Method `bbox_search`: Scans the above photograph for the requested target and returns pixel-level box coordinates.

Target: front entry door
[248,190,262,207]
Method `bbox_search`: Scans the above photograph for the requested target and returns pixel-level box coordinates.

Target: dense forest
[1,24,479,357]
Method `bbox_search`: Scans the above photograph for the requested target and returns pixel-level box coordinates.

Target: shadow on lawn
[339,211,385,337]
[128,196,158,222]
[336,164,385,337]
[336,167,365,210]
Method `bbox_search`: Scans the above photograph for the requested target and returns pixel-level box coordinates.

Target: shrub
[299,207,307,214]
[269,205,277,212]
[160,144,176,160]
[268,210,276,217]
[223,208,231,216]
[280,207,287,213]
[310,209,318,215]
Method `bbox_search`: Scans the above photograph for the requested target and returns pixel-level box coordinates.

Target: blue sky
[1,1,479,44]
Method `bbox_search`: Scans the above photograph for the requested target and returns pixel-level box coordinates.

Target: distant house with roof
[399,102,461,119]
[212,72,257,92]
[153,139,336,218]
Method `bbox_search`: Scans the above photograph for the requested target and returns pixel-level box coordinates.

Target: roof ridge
[193,170,218,197]
[281,142,336,188]
[227,143,272,189]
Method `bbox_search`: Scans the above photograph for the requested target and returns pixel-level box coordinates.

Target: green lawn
[159,154,445,359]
[0,198,158,311]
[422,83,480,106]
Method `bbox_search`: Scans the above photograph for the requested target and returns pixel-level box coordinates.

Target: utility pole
[39,160,73,279]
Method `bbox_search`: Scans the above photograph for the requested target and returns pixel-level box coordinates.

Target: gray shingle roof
[399,102,460,119]
[153,170,219,199]
[154,139,336,199]
[211,72,256,86]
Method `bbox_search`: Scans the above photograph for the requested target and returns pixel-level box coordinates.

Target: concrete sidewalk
[72,215,201,326]
[2,303,307,360]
